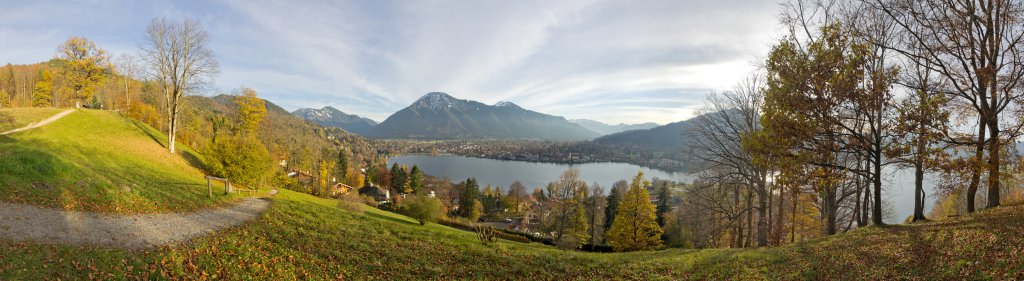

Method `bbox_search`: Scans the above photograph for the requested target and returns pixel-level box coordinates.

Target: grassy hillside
[0,109,243,213]
[0,107,66,132]
[2,187,1022,280]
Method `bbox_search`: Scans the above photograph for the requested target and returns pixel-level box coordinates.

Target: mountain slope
[571,119,659,136]
[371,92,599,140]
[292,106,378,135]
[0,109,243,214]
[592,117,698,150]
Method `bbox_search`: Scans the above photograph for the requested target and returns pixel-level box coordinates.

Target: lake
[387,154,694,192]
[388,154,936,223]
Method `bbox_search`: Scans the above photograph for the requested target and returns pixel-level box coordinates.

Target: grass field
[2,188,1022,280]
[1,108,1021,280]
[0,109,243,214]
[0,107,66,132]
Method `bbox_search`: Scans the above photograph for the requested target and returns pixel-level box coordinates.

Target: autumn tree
[32,70,54,107]
[204,88,271,188]
[56,36,109,107]
[607,171,663,252]
[886,47,951,222]
[874,0,1024,210]
[584,183,607,246]
[545,169,590,249]
[141,17,219,154]
[318,159,336,196]
[234,87,266,136]
[507,180,528,213]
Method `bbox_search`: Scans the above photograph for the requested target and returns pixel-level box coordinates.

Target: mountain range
[368,92,599,140]
[292,106,378,135]
[570,119,659,136]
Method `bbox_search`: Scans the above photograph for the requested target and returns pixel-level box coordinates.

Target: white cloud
[0,0,783,125]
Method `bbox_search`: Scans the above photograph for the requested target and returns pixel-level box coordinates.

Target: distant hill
[292,106,378,135]
[370,92,599,140]
[570,119,659,136]
[592,117,698,151]
[187,94,377,171]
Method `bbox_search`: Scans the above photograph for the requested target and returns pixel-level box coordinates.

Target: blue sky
[0,0,781,124]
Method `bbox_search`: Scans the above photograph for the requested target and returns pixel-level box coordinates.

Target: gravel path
[0,198,271,249]
[1,109,75,135]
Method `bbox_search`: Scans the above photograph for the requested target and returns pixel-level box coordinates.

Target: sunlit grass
[3,188,1022,279]
[0,109,243,213]
[0,107,66,132]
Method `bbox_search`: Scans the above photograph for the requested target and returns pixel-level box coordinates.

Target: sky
[0,0,782,125]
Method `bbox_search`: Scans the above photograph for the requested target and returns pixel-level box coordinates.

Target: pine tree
[390,163,406,194]
[604,180,627,231]
[408,165,424,194]
[607,172,663,252]
[655,181,673,228]
[460,178,481,218]
[337,150,348,184]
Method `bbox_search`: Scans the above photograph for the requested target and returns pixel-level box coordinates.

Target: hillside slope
[0,109,241,213]
[2,187,1021,279]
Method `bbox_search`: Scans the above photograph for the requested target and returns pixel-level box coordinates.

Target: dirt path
[1,109,75,135]
[0,197,271,249]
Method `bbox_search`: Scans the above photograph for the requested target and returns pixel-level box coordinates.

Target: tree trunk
[987,118,1001,209]
[872,154,883,225]
[776,182,785,245]
[824,187,837,235]
[853,166,864,227]
[746,191,753,247]
[967,119,986,213]
[734,185,742,248]
[790,186,797,243]
[912,160,926,222]
[756,190,768,247]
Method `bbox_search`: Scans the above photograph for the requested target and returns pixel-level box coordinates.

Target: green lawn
[0,107,66,132]
[0,109,243,213]
[2,188,1022,280]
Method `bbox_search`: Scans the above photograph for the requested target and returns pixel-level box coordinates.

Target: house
[331,183,355,197]
[358,184,391,204]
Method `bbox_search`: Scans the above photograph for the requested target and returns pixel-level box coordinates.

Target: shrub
[475,225,497,245]
[204,135,272,187]
[405,195,443,225]
[336,192,366,214]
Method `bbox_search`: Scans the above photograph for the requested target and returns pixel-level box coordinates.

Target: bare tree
[689,74,772,246]
[115,53,141,111]
[140,17,219,153]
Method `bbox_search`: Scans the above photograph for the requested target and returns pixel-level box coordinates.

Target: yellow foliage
[607,171,663,251]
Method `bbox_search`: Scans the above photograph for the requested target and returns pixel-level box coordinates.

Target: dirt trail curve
[1,109,75,135]
[0,197,272,249]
